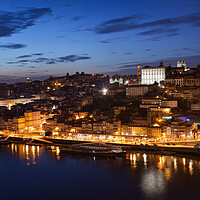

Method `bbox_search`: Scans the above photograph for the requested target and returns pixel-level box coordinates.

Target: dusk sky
[0,0,200,83]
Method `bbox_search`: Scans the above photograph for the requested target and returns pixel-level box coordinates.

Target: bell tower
[137,64,141,76]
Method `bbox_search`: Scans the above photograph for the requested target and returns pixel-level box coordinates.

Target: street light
[102,88,108,95]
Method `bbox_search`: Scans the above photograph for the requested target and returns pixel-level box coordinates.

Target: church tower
[137,64,141,76]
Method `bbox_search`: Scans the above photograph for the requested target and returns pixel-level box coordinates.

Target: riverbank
[1,135,200,157]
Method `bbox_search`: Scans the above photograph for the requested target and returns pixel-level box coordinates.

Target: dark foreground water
[0,144,200,200]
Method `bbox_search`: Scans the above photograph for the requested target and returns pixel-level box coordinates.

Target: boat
[60,142,126,157]
[25,142,42,147]
[0,139,11,145]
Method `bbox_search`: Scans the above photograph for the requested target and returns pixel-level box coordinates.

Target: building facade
[141,66,165,85]
[126,85,148,96]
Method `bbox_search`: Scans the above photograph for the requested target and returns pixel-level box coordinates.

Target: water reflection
[189,160,193,175]
[1,144,200,200]
[173,158,177,171]
[141,168,166,198]
[126,153,200,199]
[126,153,199,178]
[4,144,200,176]
[143,154,147,167]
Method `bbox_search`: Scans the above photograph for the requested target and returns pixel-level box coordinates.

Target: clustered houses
[0,61,200,141]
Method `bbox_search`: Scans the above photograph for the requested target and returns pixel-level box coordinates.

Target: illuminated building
[0,98,33,109]
[162,122,192,138]
[121,125,147,136]
[113,106,126,116]
[109,75,123,85]
[147,127,162,138]
[92,120,121,135]
[165,77,200,87]
[147,107,172,126]
[177,60,189,71]
[141,63,166,85]
[13,117,26,133]
[191,103,200,111]
[24,110,41,130]
[126,85,148,96]
[137,64,141,76]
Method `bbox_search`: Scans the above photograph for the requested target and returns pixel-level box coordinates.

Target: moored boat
[0,139,11,145]
[60,142,126,157]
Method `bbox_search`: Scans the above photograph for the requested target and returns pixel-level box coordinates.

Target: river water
[0,144,199,200]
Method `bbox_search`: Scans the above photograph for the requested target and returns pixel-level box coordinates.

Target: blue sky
[0,0,200,83]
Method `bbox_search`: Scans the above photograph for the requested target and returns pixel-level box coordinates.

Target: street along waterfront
[0,144,200,200]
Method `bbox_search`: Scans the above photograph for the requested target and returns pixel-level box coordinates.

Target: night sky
[0,0,200,83]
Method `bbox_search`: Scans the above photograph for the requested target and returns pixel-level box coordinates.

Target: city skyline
[0,0,200,83]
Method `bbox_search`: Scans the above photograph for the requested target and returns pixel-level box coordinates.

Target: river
[0,144,199,200]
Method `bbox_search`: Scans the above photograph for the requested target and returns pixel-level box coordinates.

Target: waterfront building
[13,117,26,133]
[24,110,41,130]
[92,120,121,135]
[163,122,192,138]
[147,127,162,138]
[121,125,147,136]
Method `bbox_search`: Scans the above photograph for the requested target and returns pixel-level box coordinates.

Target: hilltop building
[141,62,166,85]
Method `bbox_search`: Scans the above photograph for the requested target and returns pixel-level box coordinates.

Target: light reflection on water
[127,152,200,199]
[6,144,62,165]
[6,144,200,176]
[1,144,200,200]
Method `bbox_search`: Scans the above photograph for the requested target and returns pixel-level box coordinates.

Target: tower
[137,64,141,76]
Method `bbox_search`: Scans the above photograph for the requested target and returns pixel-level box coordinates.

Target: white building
[177,60,189,71]
[141,66,165,85]
[177,60,186,68]
[109,75,123,85]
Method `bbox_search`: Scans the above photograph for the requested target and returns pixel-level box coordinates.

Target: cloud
[161,0,198,8]
[16,55,32,59]
[56,35,65,39]
[173,48,191,52]
[99,37,127,44]
[71,16,84,21]
[94,12,200,34]
[58,55,90,62]
[99,40,111,44]
[141,37,160,42]
[8,54,91,65]
[0,43,26,49]
[117,54,200,69]
[32,53,43,56]
[95,15,145,34]
[138,28,179,36]
[0,8,51,38]
[125,52,133,55]
[16,53,43,59]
